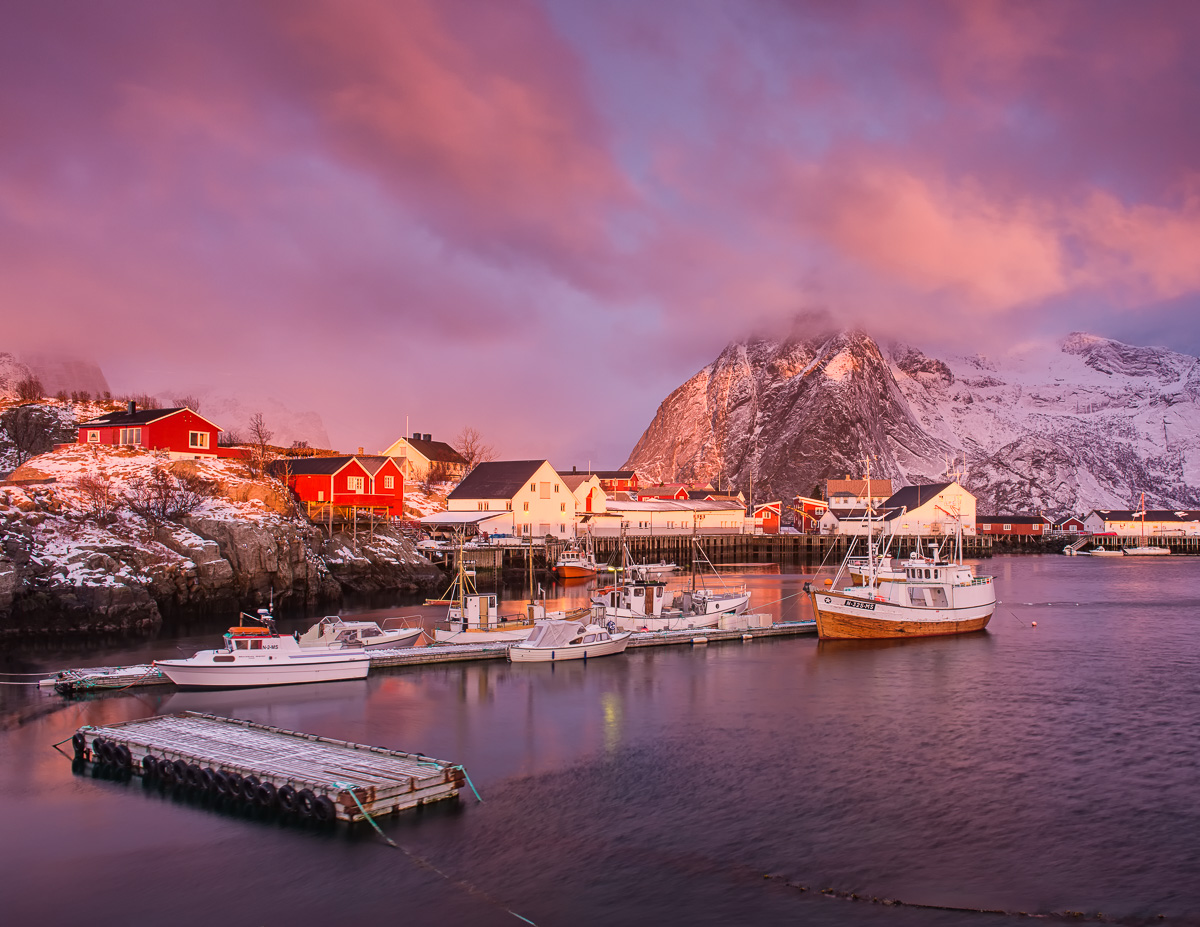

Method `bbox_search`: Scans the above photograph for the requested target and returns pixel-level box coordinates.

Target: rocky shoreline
[0,446,442,639]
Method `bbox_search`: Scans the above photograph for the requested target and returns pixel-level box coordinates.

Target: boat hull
[556,565,597,578]
[155,654,370,688]
[810,592,993,640]
[608,610,721,632]
[434,625,534,644]
[508,633,631,662]
[362,627,424,649]
[1121,546,1170,556]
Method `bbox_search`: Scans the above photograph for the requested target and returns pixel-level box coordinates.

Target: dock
[70,711,465,822]
[45,618,817,694]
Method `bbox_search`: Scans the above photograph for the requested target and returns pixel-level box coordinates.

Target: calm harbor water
[3,555,1200,926]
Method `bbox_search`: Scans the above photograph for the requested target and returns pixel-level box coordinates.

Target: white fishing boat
[155,612,370,688]
[629,559,677,579]
[307,615,423,650]
[556,534,600,578]
[1122,494,1170,556]
[1086,547,1124,557]
[508,615,631,663]
[433,593,539,643]
[808,463,994,640]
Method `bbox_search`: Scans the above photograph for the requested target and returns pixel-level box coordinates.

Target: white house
[381,432,468,482]
[879,482,977,537]
[1083,508,1200,536]
[586,499,746,537]
[824,477,894,513]
[562,472,607,515]
[444,460,576,539]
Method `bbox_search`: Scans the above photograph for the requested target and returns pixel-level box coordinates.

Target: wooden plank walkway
[45,619,817,693]
[73,711,465,822]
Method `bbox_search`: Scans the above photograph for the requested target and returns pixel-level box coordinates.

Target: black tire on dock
[243,775,261,793]
[172,759,188,784]
[213,770,232,797]
[296,788,317,819]
[71,732,87,759]
[255,781,278,809]
[227,774,245,801]
[277,784,298,814]
[312,795,336,824]
[186,764,204,789]
[141,755,158,779]
[91,738,108,764]
[199,768,217,794]
[115,744,132,769]
[158,759,177,785]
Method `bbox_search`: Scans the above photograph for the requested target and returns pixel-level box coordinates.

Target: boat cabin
[447,593,500,630]
[595,581,666,618]
[524,621,615,649]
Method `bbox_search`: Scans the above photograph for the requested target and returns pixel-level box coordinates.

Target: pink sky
[4,0,1200,464]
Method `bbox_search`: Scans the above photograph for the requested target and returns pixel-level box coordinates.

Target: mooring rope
[336,780,535,925]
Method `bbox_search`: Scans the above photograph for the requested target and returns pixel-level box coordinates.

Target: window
[318,491,325,502]
[530,482,536,492]
[1033,523,1041,531]
[86,430,100,443]
[347,476,364,493]
[559,524,565,533]
[118,427,142,445]
[540,482,551,499]
[478,502,490,511]
[560,503,566,512]
[188,431,209,449]
[1003,524,1012,531]
[554,483,559,492]
[981,524,991,531]
[384,475,394,489]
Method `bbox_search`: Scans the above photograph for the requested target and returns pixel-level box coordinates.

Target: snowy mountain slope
[624,329,1200,518]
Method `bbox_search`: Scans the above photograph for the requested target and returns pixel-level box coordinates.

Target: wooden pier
[46,619,817,693]
[70,711,466,822]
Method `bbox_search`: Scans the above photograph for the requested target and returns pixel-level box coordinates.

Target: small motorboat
[555,536,599,578]
[155,611,370,688]
[306,615,423,650]
[508,614,632,663]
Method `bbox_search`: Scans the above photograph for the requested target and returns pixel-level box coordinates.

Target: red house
[1056,515,1085,534]
[269,455,405,518]
[593,470,641,493]
[77,403,222,459]
[750,501,781,534]
[637,484,691,501]
[791,495,827,533]
[976,515,1052,536]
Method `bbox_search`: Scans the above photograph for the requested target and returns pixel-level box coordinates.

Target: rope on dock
[457,765,483,802]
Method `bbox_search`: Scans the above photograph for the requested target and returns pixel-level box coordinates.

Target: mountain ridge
[623,329,1200,518]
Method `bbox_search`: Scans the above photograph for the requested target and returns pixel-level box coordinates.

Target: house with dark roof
[381,432,469,481]
[445,460,576,538]
[976,515,1052,536]
[824,477,893,512]
[269,455,404,518]
[1083,508,1200,536]
[562,472,606,514]
[878,481,977,537]
[750,501,781,534]
[77,403,223,459]
[590,470,640,493]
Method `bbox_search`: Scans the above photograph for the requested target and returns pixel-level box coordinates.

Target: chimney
[423,433,431,442]
[128,400,136,414]
[357,446,364,455]
[573,466,577,473]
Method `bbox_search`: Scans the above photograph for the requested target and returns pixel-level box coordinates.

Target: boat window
[250,640,262,650]
[570,637,583,645]
[924,569,931,579]
[633,587,644,598]
[599,633,610,641]
[583,634,597,643]
[213,655,235,662]
[655,586,663,598]
[235,640,248,649]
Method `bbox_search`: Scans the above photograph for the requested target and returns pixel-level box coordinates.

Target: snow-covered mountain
[623,327,1200,518]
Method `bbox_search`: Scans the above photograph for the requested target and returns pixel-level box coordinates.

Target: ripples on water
[3,555,1200,925]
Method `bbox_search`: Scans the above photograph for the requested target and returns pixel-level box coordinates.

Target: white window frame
[86,430,100,443]
[1003,524,1012,531]
[383,475,394,489]
[189,431,209,449]
[347,476,364,493]
[118,427,142,446]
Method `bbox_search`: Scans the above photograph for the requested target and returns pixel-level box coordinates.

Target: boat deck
[73,711,464,822]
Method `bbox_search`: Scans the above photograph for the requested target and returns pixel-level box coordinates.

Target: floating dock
[45,618,817,693]
[71,711,465,822]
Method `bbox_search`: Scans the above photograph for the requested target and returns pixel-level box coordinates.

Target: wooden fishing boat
[810,464,994,640]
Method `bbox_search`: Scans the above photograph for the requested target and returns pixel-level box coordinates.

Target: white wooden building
[445,460,576,539]
[582,499,746,537]
[879,482,977,537]
[1083,508,1200,536]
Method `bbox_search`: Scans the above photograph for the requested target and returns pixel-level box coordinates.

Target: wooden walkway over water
[72,711,465,822]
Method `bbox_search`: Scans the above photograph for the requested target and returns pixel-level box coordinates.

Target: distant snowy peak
[624,329,1200,518]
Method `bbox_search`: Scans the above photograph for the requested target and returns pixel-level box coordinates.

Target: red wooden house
[750,501,781,534]
[975,515,1052,536]
[791,495,828,533]
[637,484,691,501]
[593,470,641,493]
[1056,515,1085,533]
[77,403,222,459]
[270,455,405,518]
